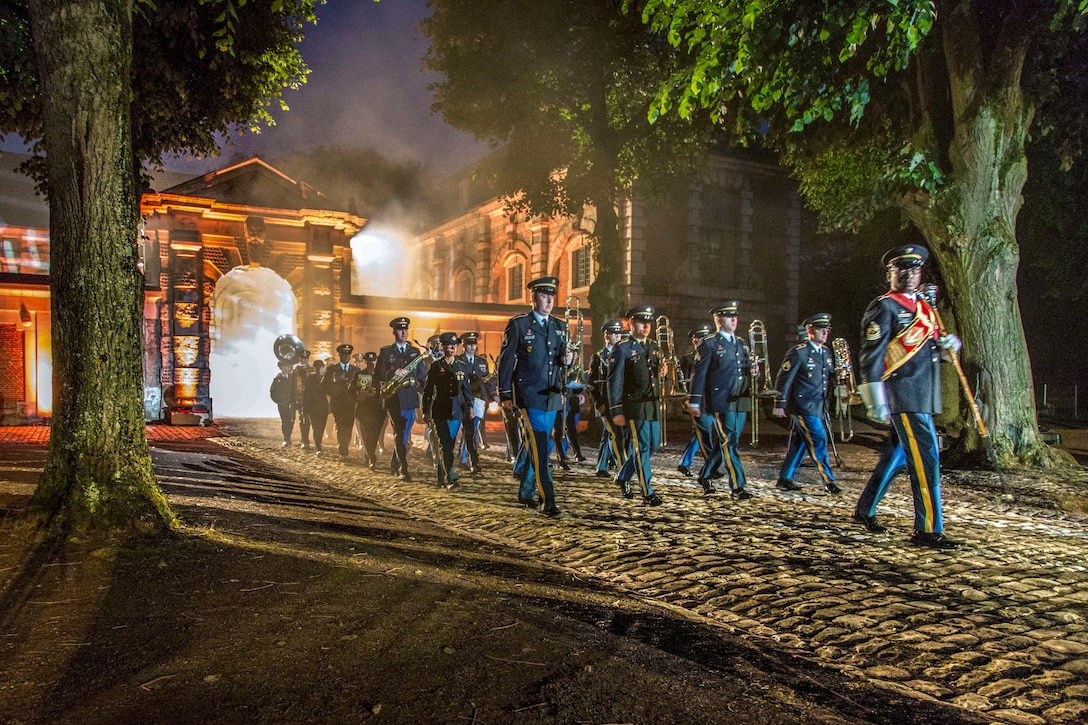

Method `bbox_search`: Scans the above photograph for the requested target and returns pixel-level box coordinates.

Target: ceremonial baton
[922,285,988,437]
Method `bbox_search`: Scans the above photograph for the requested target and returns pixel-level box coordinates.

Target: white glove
[857,382,891,425]
[938,334,962,353]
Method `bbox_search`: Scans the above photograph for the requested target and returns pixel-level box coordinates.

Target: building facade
[0,152,807,424]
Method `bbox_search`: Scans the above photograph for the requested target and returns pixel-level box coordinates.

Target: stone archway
[209,265,297,418]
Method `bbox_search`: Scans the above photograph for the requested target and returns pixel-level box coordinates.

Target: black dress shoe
[677,465,692,477]
[775,478,803,491]
[594,470,611,478]
[911,531,961,549]
[824,482,842,495]
[617,478,634,499]
[575,455,587,463]
[730,488,753,501]
[852,510,887,533]
[700,479,716,495]
[401,472,412,482]
[517,496,537,507]
[643,493,664,506]
[557,459,571,471]
[446,480,460,490]
[470,465,481,474]
[541,507,561,517]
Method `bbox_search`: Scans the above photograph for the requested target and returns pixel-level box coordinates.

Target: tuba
[747,320,778,445]
[273,334,305,365]
[830,337,861,442]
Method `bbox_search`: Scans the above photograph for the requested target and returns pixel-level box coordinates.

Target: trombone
[564,295,587,386]
[830,337,861,442]
[747,320,778,445]
[654,314,683,445]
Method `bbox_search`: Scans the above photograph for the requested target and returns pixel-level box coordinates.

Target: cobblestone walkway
[207,418,1088,725]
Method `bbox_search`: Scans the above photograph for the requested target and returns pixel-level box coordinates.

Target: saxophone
[379,348,428,398]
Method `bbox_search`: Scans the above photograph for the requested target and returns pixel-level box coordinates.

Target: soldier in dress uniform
[457,332,493,473]
[354,351,384,469]
[322,343,361,458]
[588,319,624,478]
[375,317,427,481]
[687,301,754,499]
[677,323,715,477]
[270,361,296,448]
[293,350,313,449]
[497,276,568,516]
[302,359,329,454]
[772,313,840,494]
[854,245,962,549]
[607,306,666,505]
[421,332,475,488]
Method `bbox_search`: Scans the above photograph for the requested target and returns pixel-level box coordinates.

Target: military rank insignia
[866,322,881,341]
[782,360,791,371]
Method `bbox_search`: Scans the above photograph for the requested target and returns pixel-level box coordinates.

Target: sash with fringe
[882,295,936,380]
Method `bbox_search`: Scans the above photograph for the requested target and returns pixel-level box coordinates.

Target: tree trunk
[587,198,624,348]
[27,0,174,532]
[899,7,1052,467]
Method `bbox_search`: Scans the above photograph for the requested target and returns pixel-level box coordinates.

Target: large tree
[0,0,318,533]
[423,0,715,333]
[639,0,1088,466]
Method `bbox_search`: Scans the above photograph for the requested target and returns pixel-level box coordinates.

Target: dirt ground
[0,427,1032,725]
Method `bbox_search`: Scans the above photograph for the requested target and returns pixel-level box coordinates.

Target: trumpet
[830,337,861,442]
[747,320,779,445]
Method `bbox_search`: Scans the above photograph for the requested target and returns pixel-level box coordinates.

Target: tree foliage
[423,0,716,329]
[1,0,319,187]
[638,0,1088,466]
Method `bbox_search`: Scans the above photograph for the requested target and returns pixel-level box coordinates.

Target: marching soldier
[302,359,329,455]
[497,276,568,516]
[354,351,384,469]
[293,350,313,450]
[375,317,427,481]
[772,313,840,494]
[588,319,624,478]
[322,343,361,458]
[270,361,296,448]
[854,245,962,549]
[607,305,665,506]
[457,332,493,473]
[421,332,475,488]
[687,301,754,499]
[677,323,715,478]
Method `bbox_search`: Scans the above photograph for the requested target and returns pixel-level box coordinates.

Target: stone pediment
[162,157,343,213]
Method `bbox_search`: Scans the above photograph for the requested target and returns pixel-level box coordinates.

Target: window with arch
[570,245,592,290]
[507,263,524,301]
[455,271,474,302]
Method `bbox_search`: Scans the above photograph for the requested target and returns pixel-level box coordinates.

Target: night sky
[161,0,486,177]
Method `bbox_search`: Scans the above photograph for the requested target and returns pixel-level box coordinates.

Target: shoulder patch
[782,360,791,372]
[865,321,881,341]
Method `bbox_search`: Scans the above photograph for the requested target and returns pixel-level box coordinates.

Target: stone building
[0,151,807,424]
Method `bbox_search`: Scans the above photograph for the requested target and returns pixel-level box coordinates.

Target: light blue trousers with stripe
[855,412,944,533]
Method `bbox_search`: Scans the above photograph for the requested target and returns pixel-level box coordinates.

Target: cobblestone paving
[152,419,1088,723]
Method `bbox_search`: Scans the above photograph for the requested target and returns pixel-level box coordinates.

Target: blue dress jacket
[773,342,833,417]
[497,312,568,411]
[688,332,752,414]
[375,343,427,410]
[858,293,942,415]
